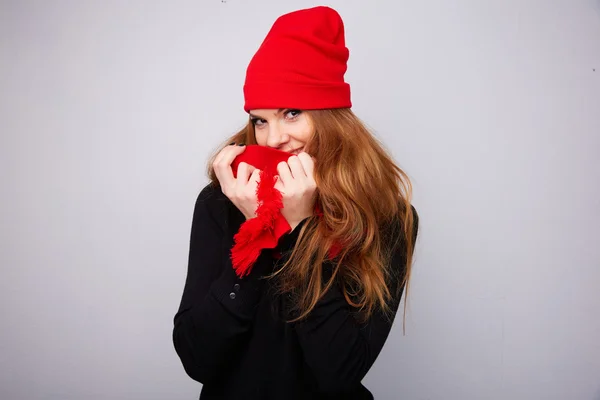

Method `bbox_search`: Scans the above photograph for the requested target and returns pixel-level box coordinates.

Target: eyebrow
[249,108,285,119]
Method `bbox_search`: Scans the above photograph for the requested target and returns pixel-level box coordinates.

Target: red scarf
[230,145,340,277]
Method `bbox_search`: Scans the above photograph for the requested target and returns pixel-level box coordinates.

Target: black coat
[173,184,418,399]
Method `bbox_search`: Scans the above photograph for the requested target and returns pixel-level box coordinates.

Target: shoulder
[410,204,419,241]
[402,203,419,243]
[191,182,231,232]
[196,182,225,204]
[382,203,419,246]
[380,203,418,278]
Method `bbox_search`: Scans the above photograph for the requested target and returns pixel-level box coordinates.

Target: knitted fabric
[243,6,351,112]
[230,145,341,277]
[230,146,293,277]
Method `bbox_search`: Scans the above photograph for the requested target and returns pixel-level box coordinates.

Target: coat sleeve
[172,184,274,384]
[280,206,419,394]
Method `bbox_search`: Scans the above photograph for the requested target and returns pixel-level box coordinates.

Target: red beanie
[243,6,352,112]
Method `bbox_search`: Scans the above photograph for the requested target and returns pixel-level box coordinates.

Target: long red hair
[208,109,416,327]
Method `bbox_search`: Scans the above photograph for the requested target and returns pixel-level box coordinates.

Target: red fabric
[230,145,341,277]
[243,6,351,112]
[231,145,292,178]
[230,146,292,277]
[230,169,292,277]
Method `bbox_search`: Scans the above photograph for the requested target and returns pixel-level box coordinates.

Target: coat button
[233,284,240,292]
[229,292,236,300]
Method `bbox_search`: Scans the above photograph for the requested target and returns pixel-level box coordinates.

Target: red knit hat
[243,6,351,112]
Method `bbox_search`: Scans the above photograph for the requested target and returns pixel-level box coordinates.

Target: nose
[265,123,289,148]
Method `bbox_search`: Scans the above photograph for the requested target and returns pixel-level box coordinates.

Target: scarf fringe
[231,170,290,277]
[230,170,342,277]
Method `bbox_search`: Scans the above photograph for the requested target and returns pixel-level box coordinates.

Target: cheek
[254,130,267,146]
[291,120,313,143]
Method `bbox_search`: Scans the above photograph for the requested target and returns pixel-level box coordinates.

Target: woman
[173,6,418,399]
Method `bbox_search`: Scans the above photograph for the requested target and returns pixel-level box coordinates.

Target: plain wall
[1,1,599,399]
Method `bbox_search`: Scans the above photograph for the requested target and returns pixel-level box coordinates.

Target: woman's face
[249,109,313,154]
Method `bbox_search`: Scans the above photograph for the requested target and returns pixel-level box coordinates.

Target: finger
[213,147,236,187]
[213,142,237,167]
[297,152,315,179]
[213,145,247,185]
[286,155,307,180]
[215,144,246,169]
[274,176,284,194]
[236,162,250,186]
[227,144,248,168]
[246,164,256,177]
[277,161,293,186]
[247,169,261,192]
[236,162,257,185]
[249,168,261,184]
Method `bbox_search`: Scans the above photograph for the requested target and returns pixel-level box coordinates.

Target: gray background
[1,1,599,399]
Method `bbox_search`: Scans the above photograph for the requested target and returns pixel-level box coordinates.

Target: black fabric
[172,184,418,399]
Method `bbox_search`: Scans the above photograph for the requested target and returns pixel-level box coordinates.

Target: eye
[284,109,302,120]
[250,117,267,127]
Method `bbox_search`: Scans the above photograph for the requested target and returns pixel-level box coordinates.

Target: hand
[274,152,317,230]
[213,144,261,220]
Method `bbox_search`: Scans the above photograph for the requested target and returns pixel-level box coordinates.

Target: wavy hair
[207,109,416,328]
